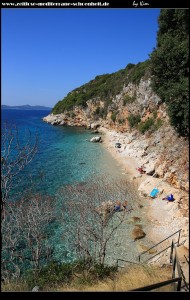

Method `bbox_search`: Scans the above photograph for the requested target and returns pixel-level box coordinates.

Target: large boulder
[115,142,121,148]
[60,120,66,125]
[90,136,102,143]
[90,123,100,130]
[145,161,155,176]
[132,225,146,241]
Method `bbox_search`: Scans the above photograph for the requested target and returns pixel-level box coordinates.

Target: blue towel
[150,188,159,198]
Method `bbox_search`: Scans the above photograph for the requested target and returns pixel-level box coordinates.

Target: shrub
[25,261,73,289]
[138,118,154,134]
[128,60,151,84]
[94,107,100,115]
[111,112,117,122]
[89,264,118,280]
[93,107,107,119]
[123,94,135,106]
[152,118,163,130]
[153,110,157,119]
[127,114,141,128]
[118,118,125,124]
[70,112,76,118]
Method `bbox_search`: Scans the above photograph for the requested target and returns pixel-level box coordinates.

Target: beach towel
[150,188,159,198]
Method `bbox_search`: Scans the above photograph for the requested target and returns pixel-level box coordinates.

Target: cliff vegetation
[52,9,189,138]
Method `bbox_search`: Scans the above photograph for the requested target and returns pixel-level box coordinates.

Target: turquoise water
[1,110,132,264]
[2,109,153,272]
[2,109,123,196]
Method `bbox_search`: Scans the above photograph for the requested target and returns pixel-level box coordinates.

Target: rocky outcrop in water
[132,225,146,241]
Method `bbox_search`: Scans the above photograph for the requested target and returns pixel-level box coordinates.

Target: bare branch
[1,122,38,216]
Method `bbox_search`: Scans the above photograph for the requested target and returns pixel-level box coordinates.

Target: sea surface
[2,109,124,195]
[2,109,152,268]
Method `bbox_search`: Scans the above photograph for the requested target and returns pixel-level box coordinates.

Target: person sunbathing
[114,201,121,211]
[137,165,146,174]
[122,200,128,211]
[162,194,174,201]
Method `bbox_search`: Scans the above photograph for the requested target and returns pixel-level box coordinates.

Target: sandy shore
[99,126,189,275]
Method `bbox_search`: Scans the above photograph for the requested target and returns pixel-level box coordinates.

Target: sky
[2,8,160,108]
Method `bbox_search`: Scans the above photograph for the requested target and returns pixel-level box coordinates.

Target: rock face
[132,225,146,241]
[43,77,189,194]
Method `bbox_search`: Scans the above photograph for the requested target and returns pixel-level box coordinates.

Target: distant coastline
[2,104,52,110]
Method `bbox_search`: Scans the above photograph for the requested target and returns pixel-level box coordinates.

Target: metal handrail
[144,242,178,263]
[138,229,182,263]
[130,240,183,291]
[116,258,140,268]
[130,277,182,291]
[184,255,189,264]
[170,240,183,291]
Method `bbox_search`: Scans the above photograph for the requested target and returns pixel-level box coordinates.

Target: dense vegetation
[150,9,189,137]
[52,60,150,114]
[25,260,117,290]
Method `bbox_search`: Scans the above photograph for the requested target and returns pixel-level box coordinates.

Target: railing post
[170,240,174,263]
[177,230,181,246]
[172,254,176,279]
[177,278,182,291]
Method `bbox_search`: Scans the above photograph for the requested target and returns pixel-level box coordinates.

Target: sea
[2,109,125,196]
[2,109,152,269]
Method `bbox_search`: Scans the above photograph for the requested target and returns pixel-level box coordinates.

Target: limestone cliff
[43,76,189,195]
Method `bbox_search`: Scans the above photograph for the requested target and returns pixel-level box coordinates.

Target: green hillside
[52,60,150,114]
[52,9,189,137]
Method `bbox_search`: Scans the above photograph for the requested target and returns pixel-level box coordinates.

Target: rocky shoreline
[43,113,189,285]
[99,126,189,248]
[43,114,189,250]
[98,125,189,285]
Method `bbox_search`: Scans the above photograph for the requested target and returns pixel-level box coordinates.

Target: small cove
[2,109,154,267]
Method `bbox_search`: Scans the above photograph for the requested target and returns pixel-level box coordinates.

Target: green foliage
[127,114,141,128]
[66,111,76,118]
[25,261,73,289]
[150,9,189,137]
[125,63,135,71]
[123,94,136,105]
[111,111,117,122]
[153,110,157,119]
[127,60,151,84]
[118,118,125,124]
[51,61,150,115]
[138,118,154,134]
[153,118,163,130]
[89,264,117,280]
[93,106,107,119]
[94,106,100,115]
[25,260,118,290]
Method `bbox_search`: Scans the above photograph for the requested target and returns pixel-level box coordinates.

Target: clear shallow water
[2,109,153,268]
[2,109,123,196]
